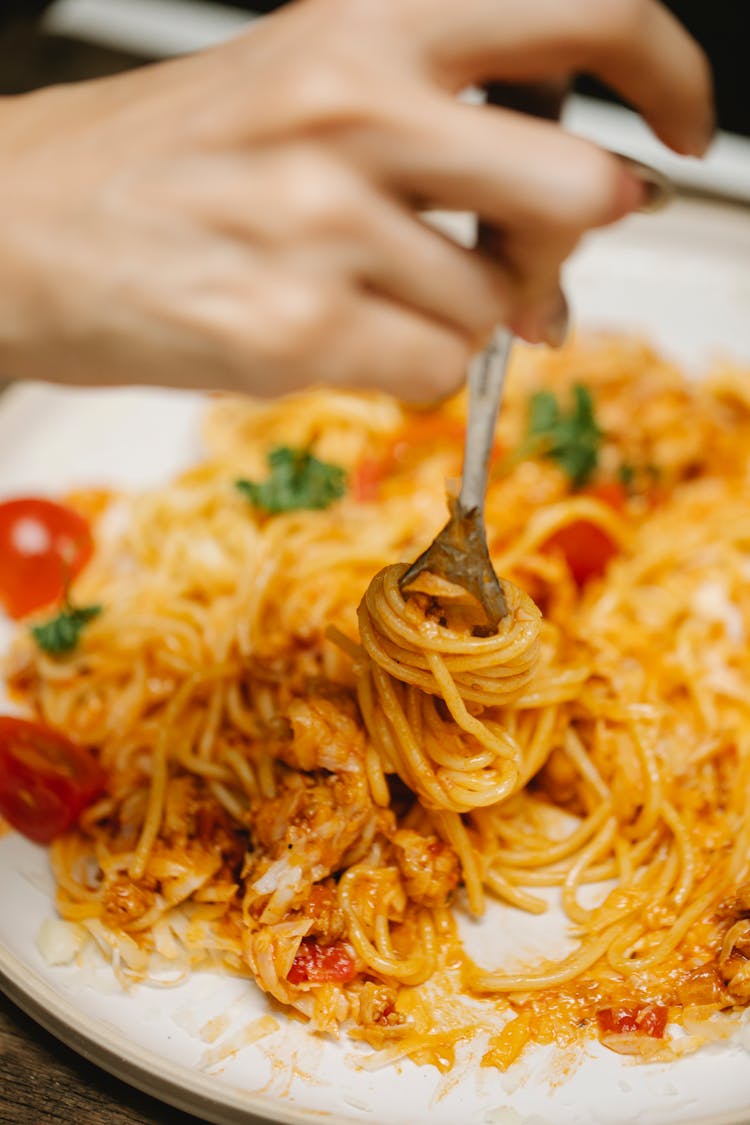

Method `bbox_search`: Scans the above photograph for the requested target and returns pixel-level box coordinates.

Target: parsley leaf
[525,384,602,488]
[618,461,636,490]
[31,603,102,656]
[236,446,347,514]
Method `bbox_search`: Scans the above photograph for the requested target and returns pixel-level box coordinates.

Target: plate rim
[0,945,362,1125]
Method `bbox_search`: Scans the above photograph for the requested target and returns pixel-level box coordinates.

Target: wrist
[0,90,69,383]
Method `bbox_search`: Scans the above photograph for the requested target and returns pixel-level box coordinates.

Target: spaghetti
[6,336,750,1067]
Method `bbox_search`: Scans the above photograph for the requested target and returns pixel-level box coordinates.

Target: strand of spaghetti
[613,835,634,884]
[357,567,541,702]
[365,742,391,807]
[574,836,669,936]
[660,800,696,908]
[494,820,664,889]
[726,740,750,883]
[198,681,226,757]
[221,747,262,799]
[479,802,613,869]
[483,869,548,914]
[129,676,198,879]
[256,753,278,800]
[174,751,230,780]
[563,726,610,801]
[720,919,749,965]
[627,718,665,838]
[370,664,453,807]
[516,705,559,787]
[425,649,519,761]
[560,815,618,925]
[50,837,102,903]
[466,925,620,993]
[358,668,400,774]
[338,870,437,984]
[602,849,683,959]
[357,565,543,811]
[608,885,721,973]
[372,565,540,661]
[511,667,590,709]
[497,857,623,887]
[225,680,263,737]
[430,808,485,916]
[208,780,246,821]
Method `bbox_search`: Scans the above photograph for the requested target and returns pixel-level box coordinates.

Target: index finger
[402,0,713,156]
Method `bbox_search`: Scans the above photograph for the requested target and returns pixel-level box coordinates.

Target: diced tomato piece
[544,521,619,586]
[544,478,626,585]
[352,413,467,502]
[0,716,105,844]
[287,939,357,985]
[585,480,628,512]
[351,458,385,503]
[596,1004,668,1039]
[389,413,466,464]
[0,498,94,619]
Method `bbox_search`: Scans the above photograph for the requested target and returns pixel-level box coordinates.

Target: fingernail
[616,155,674,213]
[685,111,717,158]
[541,291,569,348]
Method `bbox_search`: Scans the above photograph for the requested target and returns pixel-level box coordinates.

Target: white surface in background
[565,196,750,368]
[43,0,254,56]
[564,95,750,206]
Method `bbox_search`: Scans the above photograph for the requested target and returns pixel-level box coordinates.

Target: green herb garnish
[618,460,661,495]
[618,461,636,490]
[235,446,347,514]
[32,603,102,655]
[525,384,602,488]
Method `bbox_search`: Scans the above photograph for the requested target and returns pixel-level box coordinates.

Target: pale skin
[0,0,713,401]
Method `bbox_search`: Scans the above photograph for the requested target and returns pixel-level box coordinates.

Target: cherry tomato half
[0,716,105,844]
[544,521,620,586]
[543,481,627,587]
[287,939,357,985]
[352,413,467,502]
[0,498,94,620]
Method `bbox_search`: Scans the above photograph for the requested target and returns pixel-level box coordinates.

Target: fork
[398,328,512,632]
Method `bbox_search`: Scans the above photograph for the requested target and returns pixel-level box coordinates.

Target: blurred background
[0,0,746,138]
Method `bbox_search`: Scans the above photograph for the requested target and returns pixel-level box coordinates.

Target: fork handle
[458,328,512,515]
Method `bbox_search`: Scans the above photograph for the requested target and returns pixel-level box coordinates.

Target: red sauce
[287,940,357,985]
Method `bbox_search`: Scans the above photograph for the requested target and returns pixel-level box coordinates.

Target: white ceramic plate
[2,196,750,1125]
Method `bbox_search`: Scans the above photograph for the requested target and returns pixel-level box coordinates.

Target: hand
[0,0,712,400]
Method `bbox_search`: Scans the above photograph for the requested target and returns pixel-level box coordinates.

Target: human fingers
[349,205,514,346]
[476,223,575,346]
[369,98,646,233]
[400,0,713,156]
[326,293,471,401]
[190,151,515,346]
[232,278,471,401]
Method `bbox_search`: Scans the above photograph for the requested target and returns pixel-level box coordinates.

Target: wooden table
[0,991,208,1125]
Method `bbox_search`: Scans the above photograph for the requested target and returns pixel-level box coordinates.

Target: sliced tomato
[0,498,94,619]
[544,521,619,586]
[585,480,628,512]
[389,413,466,464]
[596,1004,668,1039]
[351,457,386,503]
[287,939,357,985]
[0,716,105,844]
[352,413,467,502]
[544,479,626,587]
